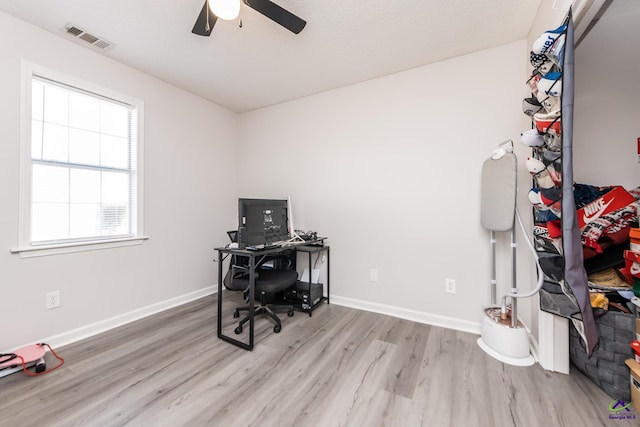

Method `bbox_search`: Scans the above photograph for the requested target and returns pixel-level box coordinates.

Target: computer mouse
[228,242,239,249]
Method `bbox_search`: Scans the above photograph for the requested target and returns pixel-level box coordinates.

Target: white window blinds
[29,76,137,245]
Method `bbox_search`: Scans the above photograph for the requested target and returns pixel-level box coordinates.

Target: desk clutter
[294,230,318,241]
[242,232,320,251]
[224,231,322,251]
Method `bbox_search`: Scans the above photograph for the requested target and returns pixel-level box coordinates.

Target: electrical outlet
[46,290,60,310]
[370,269,379,282]
[445,279,456,294]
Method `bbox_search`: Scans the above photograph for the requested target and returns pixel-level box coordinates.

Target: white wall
[238,41,533,332]
[0,12,239,351]
[574,8,640,188]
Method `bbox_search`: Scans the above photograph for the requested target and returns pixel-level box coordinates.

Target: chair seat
[232,268,297,335]
[232,268,298,294]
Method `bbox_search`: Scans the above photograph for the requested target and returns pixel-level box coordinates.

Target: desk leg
[326,246,330,305]
[216,250,255,351]
[307,250,313,317]
[248,255,255,350]
[217,250,223,339]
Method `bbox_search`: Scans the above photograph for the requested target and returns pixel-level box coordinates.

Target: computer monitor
[237,198,289,246]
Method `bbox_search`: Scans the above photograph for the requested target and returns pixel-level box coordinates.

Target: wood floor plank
[346,388,413,427]
[250,307,391,426]
[140,344,276,427]
[377,317,431,399]
[313,339,398,426]
[408,327,470,426]
[0,292,619,426]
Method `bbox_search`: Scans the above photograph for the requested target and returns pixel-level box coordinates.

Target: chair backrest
[223,256,250,291]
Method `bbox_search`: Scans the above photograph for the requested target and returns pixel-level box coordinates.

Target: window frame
[13,61,146,258]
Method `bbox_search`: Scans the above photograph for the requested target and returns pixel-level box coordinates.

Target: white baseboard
[330,295,482,335]
[33,286,217,351]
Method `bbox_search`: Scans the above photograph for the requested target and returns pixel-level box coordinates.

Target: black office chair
[223,244,297,334]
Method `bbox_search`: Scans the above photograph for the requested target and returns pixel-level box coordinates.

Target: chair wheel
[234,325,243,334]
[273,324,281,333]
[233,311,240,318]
[287,310,294,317]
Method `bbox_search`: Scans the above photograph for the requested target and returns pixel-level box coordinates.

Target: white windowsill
[10,236,149,258]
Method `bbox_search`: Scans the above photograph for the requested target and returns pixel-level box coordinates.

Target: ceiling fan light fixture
[209,0,241,21]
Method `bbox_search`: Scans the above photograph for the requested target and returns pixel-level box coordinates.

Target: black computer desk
[215,239,329,351]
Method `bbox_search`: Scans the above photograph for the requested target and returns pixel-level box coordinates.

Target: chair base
[234,293,294,334]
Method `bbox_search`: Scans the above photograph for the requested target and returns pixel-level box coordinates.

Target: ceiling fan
[192,0,306,37]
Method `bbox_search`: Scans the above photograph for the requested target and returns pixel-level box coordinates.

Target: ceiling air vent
[63,24,114,51]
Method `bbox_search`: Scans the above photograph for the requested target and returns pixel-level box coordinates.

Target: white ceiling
[0,0,543,113]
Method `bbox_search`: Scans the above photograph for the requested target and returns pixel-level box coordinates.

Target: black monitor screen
[238,198,289,246]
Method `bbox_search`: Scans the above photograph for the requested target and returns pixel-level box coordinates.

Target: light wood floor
[0,292,619,427]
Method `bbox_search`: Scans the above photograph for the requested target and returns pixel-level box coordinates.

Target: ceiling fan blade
[243,0,306,34]
[192,0,218,37]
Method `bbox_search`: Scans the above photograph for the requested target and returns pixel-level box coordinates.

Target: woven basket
[569,310,635,401]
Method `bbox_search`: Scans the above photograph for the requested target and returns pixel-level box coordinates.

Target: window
[15,63,145,256]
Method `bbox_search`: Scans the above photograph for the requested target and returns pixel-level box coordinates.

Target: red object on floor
[0,344,45,369]
[0,343,64,376]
